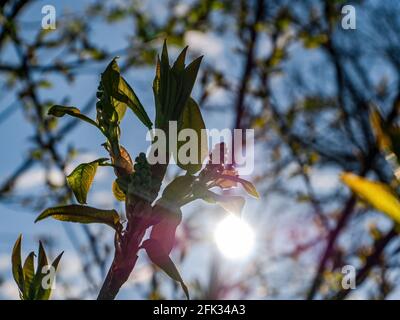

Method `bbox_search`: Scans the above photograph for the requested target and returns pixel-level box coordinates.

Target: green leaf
[162,175,196,203]
[35,205,121,231]
[101,58,127,122]
[142,238,189,299]
[22,251,35,299]
[12,235,24,294]
[36,241,48,274]
[177,98,208,174]
[174,56,203,119]
[67,158,108,204]
[161,40,169,70]
[48,105,99,128]
[172,46,188,73]
[118,76,153,129]
[28,241,49,300]
[153,42,203,130]
[38,251,63,300]
[101,58,121,95]
[101,58,152,129]
[341,172,400,224]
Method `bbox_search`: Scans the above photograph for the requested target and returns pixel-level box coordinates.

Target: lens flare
[214,215,255,260]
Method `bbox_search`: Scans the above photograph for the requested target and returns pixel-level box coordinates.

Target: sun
[214,215,255,260]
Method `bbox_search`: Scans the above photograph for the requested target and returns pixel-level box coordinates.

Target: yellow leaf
[112,180,126,201]
[341,172,400,223]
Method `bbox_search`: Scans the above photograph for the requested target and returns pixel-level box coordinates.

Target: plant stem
[97,163,168,300]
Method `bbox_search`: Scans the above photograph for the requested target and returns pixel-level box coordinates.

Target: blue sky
[0,0,250,299]
[2,0,398,300]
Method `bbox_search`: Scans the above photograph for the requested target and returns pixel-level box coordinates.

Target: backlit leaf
[48,105,99,128]
[12,235,24,293]
[162,175,196,203]
[172,46,188,73]
[118,76,153,129]
[35,205,121,231]
[177,98,208,174]
[38,251,63,300]
[238,179,260,199]
[28,241,49,300]
[67,158,108,204]
[341,172,400,224]
[22,252,36,299]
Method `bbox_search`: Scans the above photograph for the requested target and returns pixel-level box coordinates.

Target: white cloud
[90,190,114,208]
[0,254,9,272]
[0,254,11,272]
[59,253,82,279]
[65,152,102,174]
[310,168,341,193]
[0,280,19,300]
[15,168,64,190]
[184,31,223,59]
[174,3,190,17]
[126,264,153,285]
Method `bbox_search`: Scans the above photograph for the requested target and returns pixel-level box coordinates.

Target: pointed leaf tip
[12,234,24,293]
[143,238,189,299]
[35,205,121,231]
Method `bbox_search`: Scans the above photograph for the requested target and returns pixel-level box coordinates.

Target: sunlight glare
[214,215,255,260]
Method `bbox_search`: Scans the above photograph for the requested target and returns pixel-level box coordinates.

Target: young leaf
[101,58,120,94]
[101,58,152,128]
[237,178,260,199]
[11,235,24,293]
[67,158,109,204]
[99,59,127,127]
[162,175,196,203]
[28,241,49,300]
[36,241,48,274]
[174,56,203,118]
[142,238,189,299]
[48,105,99,128]
[38,251,63,300]
[177,98,208,174]
[118,76,153,129]
[172,46,188,73]
[35,205,121,231]
[22,251,35,299]
[341,172,400,224]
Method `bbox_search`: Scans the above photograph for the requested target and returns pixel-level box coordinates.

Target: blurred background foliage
[1,0,400,299]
